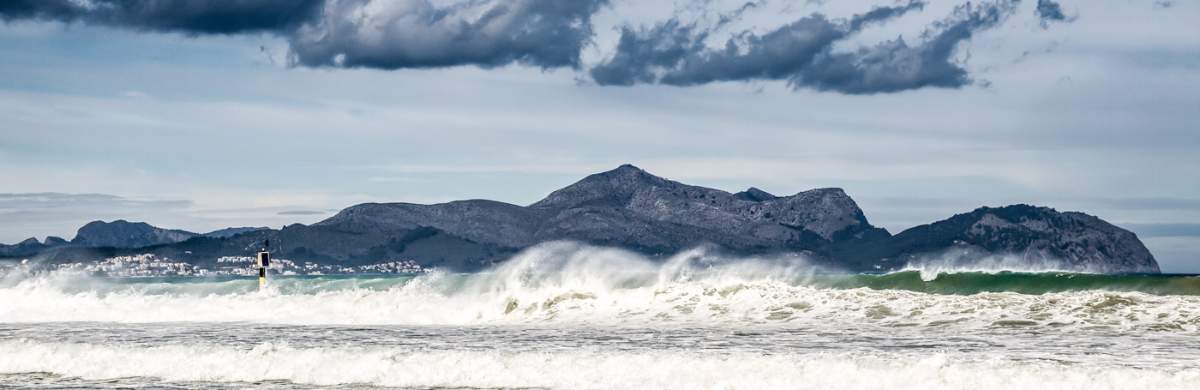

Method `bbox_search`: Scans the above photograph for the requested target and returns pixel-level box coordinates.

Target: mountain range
[0,165,1160,273]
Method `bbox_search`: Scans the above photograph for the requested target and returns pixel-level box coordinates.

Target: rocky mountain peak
[72,220,197,249]
[530,164,669,209]
[10,168,1157,275]
[882,204,1159,273]
[804,187,847,195]
[734,187,777,202]
[586,164,661,184]
[612,163,645,173]
[43,236,68,246]
[756,187,873,240]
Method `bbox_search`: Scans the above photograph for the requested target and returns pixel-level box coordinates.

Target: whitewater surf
[2,242,1198,389]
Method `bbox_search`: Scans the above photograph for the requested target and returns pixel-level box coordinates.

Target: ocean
[1,243,1198,389]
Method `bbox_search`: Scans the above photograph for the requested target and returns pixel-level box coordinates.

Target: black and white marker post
[257,239,270,290]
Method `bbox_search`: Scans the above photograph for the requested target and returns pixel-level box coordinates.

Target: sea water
[1,242,1198,389]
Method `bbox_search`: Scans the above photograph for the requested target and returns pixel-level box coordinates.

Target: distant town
[1,254,429,277]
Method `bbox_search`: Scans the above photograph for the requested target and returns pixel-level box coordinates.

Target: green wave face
[818,271,1200,296]
[18,271,1200,298]
[4,242,1198,299]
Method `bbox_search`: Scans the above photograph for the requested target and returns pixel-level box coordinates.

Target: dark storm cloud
[287,0,609,70]
[591,0,1023,94]
[0,0,607,69]
[591,1,927,88]
[0,0,323,34]
[715,1,767,29]
[1035,0,1067,25]
[798,1,1017,93]
[0,0,1060,94]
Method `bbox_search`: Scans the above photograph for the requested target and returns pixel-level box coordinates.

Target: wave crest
[0,243,1197,328]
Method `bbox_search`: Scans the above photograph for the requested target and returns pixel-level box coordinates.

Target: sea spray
[898,245,1111,281]
[1,243,1199,389]
[0,242,1196,329]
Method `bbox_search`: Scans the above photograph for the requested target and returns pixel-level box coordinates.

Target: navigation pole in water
[257,239,270,290]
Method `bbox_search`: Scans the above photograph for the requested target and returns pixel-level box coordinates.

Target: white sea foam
[0,339,1196,390]
[900,247,1089,281]
[2,243,1199,389]
[0,243,1197,330]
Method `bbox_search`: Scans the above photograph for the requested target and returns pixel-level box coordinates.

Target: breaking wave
[0,242,1197,328]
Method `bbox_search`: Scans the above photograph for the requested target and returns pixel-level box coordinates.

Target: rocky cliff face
[4,165,1161,274]
[318,164,885,258]
[0,236,69,258]
[529,164,887,252]
[309,166,1156,273]
[874,205,1159,273]
[71,220,197,248]
[43,236,68,246]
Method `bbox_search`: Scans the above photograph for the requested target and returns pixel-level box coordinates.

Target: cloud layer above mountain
[1,0,1078,94]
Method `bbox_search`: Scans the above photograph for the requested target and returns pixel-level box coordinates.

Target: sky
[0,0,1197,271]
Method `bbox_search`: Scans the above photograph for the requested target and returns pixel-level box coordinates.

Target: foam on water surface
[1,243,1197,389]
[1,243,1198,329]
[0,339,1197,390]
